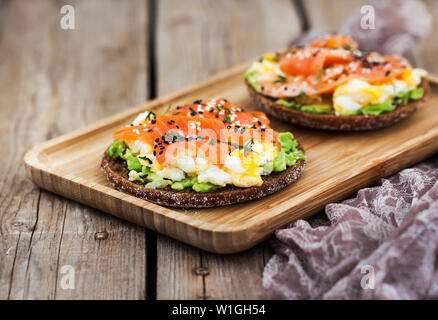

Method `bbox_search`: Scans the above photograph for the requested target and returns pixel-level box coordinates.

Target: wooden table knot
[94,231,109,240]
[193,266,210,276]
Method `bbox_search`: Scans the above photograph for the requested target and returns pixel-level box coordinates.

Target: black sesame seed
[153,151,156,156]
[151,120,156,124]
[154,138,159,142]
[159,151,163,155]
[257,120,262,125]
[385,70,391,77]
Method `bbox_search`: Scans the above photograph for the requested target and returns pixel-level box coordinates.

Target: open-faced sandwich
[101,99,306,208]
[245,35,429,131]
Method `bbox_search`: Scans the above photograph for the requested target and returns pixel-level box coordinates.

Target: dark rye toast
[101,146,306,208]
[246,78,430,131]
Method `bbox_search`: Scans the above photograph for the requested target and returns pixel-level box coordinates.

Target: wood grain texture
[419,0,438,74]
[24,62,438,252]
[155,0,299,299]
[1,0,148,299]
[303,0,366,32]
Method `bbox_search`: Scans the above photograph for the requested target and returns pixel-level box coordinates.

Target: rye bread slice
[100,148,306,208]
[246,79,430,131]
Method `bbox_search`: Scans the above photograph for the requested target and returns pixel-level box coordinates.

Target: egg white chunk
[197,165,231,187]
[333,68,427,116]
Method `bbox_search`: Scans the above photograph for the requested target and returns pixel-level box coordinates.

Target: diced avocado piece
[145,180,172,189]
[121,148,133,160]
[273,151,286,172]
[141,165,151,175]
[146,172,165,182]
[293,150,307,161]
[360,101,395,115]
[410,88,424,100]
[278,132,297,152]
[245,70,261,92]
[339,109,361,116]
[170,182,185,191]
[106,140,126,158]
[192,182,218,193]
[171,177,198,190]
[277,99,301,110]
[301,104,333,114]
[262,161,274,175]
[285,153,297,167]
[394,91,410,105]
[126,155,142,171]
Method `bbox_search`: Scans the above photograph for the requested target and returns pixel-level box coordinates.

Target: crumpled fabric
[263,157,438,299]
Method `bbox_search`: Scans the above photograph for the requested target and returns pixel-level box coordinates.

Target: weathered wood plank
[0,0,148,299]
[419,0,438,74]
[303,0,366,32]
[155,0,298,299]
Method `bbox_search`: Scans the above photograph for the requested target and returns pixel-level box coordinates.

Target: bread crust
[246,79,430,131]
[100,149,306,208]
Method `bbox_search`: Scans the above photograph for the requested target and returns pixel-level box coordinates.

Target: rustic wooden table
[1,0,437,300]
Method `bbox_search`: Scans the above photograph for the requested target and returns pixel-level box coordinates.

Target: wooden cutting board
[24,64,438,254]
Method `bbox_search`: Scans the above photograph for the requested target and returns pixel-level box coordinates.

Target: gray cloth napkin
[263,157,438,299]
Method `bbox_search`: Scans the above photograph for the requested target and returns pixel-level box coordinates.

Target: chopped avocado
[285,153,297,167]
[301,104,332,114]
[146,172,165,182]
[192,182,218,193]
[245,70,261,92]
[262,161,274,175]
[394,91,410,105]
[277,98,301,110]
[273,151,287,172]
[360,101,395,115]
[126,155,142,171]
[141,165,151,175]
[121,148,133,160]
[277,98,332,114]
[340,109,362,116]
[170,182,185,191]
[106,140,126,158]
[278,132,297,152]
[410,88,424,100]
[145,180,172,189]
[171,177,198,190]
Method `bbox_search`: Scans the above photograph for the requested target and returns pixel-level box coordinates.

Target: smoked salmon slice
[258,35,411,98]
[113,99,280,165]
